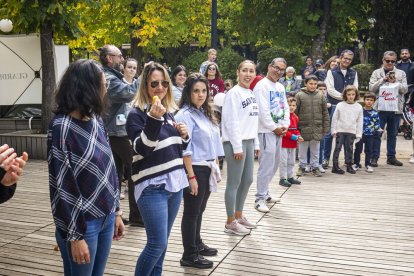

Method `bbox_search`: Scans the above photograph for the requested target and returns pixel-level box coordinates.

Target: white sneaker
[120,191,125,200]
[352,164,360,171]
[224,220,250,235]
[255,199,270,213]
[237,216,257,229]
[266,196,281,204]
[318,165,326,173]
[365,165,374,173]
[410,155,414,164]
[305,165,311,173]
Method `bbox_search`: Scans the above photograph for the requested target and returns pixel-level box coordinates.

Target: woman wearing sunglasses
[175,73,224,269]
[126,62,190,276]
[204,62,225,98]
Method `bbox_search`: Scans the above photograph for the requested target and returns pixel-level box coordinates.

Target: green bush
[216,48,244,81]
[352,64,375,92]
[257,46,303,75]
[182,51,206,74]
[182,47,244,82]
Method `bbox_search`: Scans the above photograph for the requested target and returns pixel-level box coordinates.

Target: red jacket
[282,112,301,148]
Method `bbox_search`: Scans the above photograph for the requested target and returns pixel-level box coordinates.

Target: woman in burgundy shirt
[203,62,224,98]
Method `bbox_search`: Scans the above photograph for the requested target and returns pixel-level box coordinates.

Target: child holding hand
[279,97,303,187]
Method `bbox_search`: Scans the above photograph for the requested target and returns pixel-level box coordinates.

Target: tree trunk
[130,3,144,75]
[40,20,56,134]
[131,35,144,75]
[311,0,330,59]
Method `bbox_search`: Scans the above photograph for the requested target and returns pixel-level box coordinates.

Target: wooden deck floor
[0,136,413,275]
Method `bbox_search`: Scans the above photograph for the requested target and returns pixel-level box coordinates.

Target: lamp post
[0,19,13,33]
[211,0,217,49]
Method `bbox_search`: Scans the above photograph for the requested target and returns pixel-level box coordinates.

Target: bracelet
[188,175,197,180]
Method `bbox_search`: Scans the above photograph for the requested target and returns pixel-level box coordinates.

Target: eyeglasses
[104,80,110,90]
[271,65,286,72]
[208,67,216,71]
[342,57,352,61]
[150,80,169,88]
[110,53,123,58]
[384,59,396,64]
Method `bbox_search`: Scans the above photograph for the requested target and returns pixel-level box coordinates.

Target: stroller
[399,88,413,140]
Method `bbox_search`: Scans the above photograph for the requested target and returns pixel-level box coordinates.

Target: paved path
[0,137,412,275]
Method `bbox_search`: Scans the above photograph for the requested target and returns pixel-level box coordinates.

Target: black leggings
[333,132,355,165]
[181,165,211,259]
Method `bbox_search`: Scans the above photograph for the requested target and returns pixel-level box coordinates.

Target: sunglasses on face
[384,59,396,64]
[208,67,216,71]
[150,80,169,88]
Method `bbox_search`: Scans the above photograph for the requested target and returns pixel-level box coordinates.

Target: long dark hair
[54,59,106,118]
[171,65,187,86]
[203,62,222,80]
[179,73,217,124]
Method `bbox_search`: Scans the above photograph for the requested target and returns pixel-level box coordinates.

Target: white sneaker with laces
[319,165,326,173]
[224,220,250,235]
[305,165,311,173]
[266,196,281,204]
[365,165,374,173]
[237,216,257,229]
[410,155,414,164]
[352,164,360,171]
[255,199,270,213]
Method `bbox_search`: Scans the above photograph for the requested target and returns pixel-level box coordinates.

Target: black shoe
[371,158,378,167]
[332,163,345,174]
[287,177,301,185]
[198,243,218,256]
[387,157,403,166]
[346,165,356,174]
[322,159,329,169]
[122,218,129,225]
[129,220,145,227]
[180,255,213,269]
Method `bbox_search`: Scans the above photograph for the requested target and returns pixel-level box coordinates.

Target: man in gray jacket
[99,45,142,226]
[369,51,408,166]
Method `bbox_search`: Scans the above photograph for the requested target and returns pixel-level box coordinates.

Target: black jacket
[0,168,16,204]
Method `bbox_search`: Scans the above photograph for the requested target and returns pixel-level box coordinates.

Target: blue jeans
[372,112,401,158]
[56,213,115,276]
[323,105,337,161]
[135,184,183,276]
[354,135,374,166]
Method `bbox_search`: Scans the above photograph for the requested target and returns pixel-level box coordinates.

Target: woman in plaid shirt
[48,59,125,276]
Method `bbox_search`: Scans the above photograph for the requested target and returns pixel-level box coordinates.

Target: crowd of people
[1,45,413,276]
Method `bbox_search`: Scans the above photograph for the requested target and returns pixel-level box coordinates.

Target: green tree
[0,0,88,133]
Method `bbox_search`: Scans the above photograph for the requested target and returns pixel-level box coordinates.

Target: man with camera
[396,49,414,140]
[369,51,408,166]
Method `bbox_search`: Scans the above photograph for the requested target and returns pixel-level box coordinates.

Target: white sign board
[0,34,69,105]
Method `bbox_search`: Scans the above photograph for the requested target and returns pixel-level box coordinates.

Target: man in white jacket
[253,58,290,213]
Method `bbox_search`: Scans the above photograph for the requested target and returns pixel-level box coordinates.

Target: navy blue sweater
[126,107,189,184]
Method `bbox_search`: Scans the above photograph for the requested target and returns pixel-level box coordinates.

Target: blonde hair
[133,62,177,112]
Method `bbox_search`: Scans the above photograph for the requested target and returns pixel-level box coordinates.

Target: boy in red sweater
[279,97,304,187]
